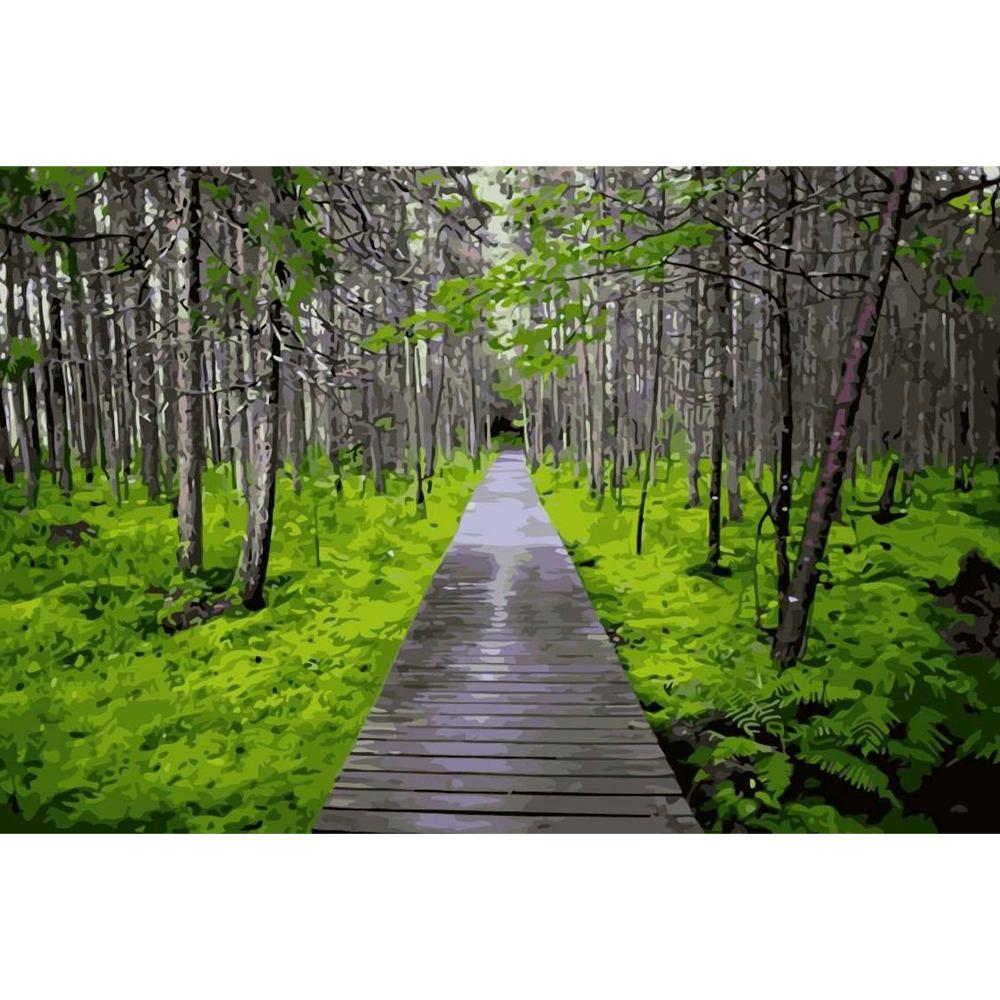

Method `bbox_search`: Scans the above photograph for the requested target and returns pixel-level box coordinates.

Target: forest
[1,165,999,832]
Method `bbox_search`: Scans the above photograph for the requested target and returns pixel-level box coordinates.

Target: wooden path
[314,450,698,833]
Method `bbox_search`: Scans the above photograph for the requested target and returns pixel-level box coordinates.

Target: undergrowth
[535,452,1000,833]
[0,453,485,832]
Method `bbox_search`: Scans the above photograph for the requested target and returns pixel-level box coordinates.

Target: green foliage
[934,274,997,315]
[897,226,942,268]
[534,452,1000,833]
[0,167,105,249]
[0,337,40,385]
[0,455,485,831]
[370,168,721,359]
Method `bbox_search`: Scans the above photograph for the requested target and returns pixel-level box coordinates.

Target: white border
[4,834,998,998]
[5,1,997,164]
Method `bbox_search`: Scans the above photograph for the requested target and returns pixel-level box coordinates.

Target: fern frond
[800,748,900,806]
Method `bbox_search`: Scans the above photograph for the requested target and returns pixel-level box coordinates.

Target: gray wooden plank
[325,788,687,817]
[369,704,641,718]
[333,770,683,796]
[352,739,665,759]
[386,671,629,685]
[359,725,657,744]
[402,691,644,706]
[388,681,636,695]
[315,810,700,834]
[391,661,623,674]
[341,754,676,777]
[367,713,650,728]
[405,629,609,639]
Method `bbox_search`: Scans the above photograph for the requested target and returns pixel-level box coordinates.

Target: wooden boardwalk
[314,450,698,833]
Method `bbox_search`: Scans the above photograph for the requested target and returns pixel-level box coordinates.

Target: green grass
[535,453,1000,833]
[0,453,486,832]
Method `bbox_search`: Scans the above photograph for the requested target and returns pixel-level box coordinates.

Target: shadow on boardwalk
[315,450,699,833]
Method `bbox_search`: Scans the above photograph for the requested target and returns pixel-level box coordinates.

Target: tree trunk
[878,459,901,517]
[772,166,913,667]
[636,287,666,556]
[706,229,730,572]
[773,171,797,603]
[424,336,447,482]
[44,257,72,496]
[0,391,13,483]
[4,251,39,506]
[408,336,425,507]
[239,307,282,609]
[130,186,162,499]
[465,333,479,462]
[175,169,204,573]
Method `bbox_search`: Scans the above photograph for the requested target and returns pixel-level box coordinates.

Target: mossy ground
[535,452,1000,832]
[0,454,486,832]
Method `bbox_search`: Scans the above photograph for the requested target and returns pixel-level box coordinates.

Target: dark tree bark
[773,170,797,602]
[706,230,731,573]
[175,169,204,573]
[878,459,901,517]
[0,396,13,483]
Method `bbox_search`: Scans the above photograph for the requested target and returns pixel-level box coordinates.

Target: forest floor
[0,454,486,832]
[535,454,1000,833]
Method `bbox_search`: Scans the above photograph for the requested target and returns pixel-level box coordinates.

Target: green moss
[0,455,486,832]
[535,455,1000,833]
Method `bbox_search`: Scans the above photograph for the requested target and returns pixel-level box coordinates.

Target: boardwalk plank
[360,725,657,743]
[403,691,644,706]
[389,681,637,695]
[333,771,683,796]
[368,712,651,727]
[315,811,700,834]
[353,740,665,759]
[370,705,642,718]
[388,672,630,685]
[325,788,689,817]
[392,661,623,674]
[340,754,676,777]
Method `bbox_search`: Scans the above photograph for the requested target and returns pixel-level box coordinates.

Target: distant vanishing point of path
[315,450,699,833]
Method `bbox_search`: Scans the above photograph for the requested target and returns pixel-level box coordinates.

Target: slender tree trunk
[636,287,666,555]
[706,229,730,572]
[773,171,797,602]
[44,258,72,496]
[773,167,913,667]
[4,251,39,506]
[424,336,447,482]
[408,336,425,506]
[878,459,901,516]
[130,188,162,500]
[686,321,702,506]
[465,333,479,462]
[175,169,204,573]
[0,391,13,483]
[239,307,282,609]
[610,307,625,495]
